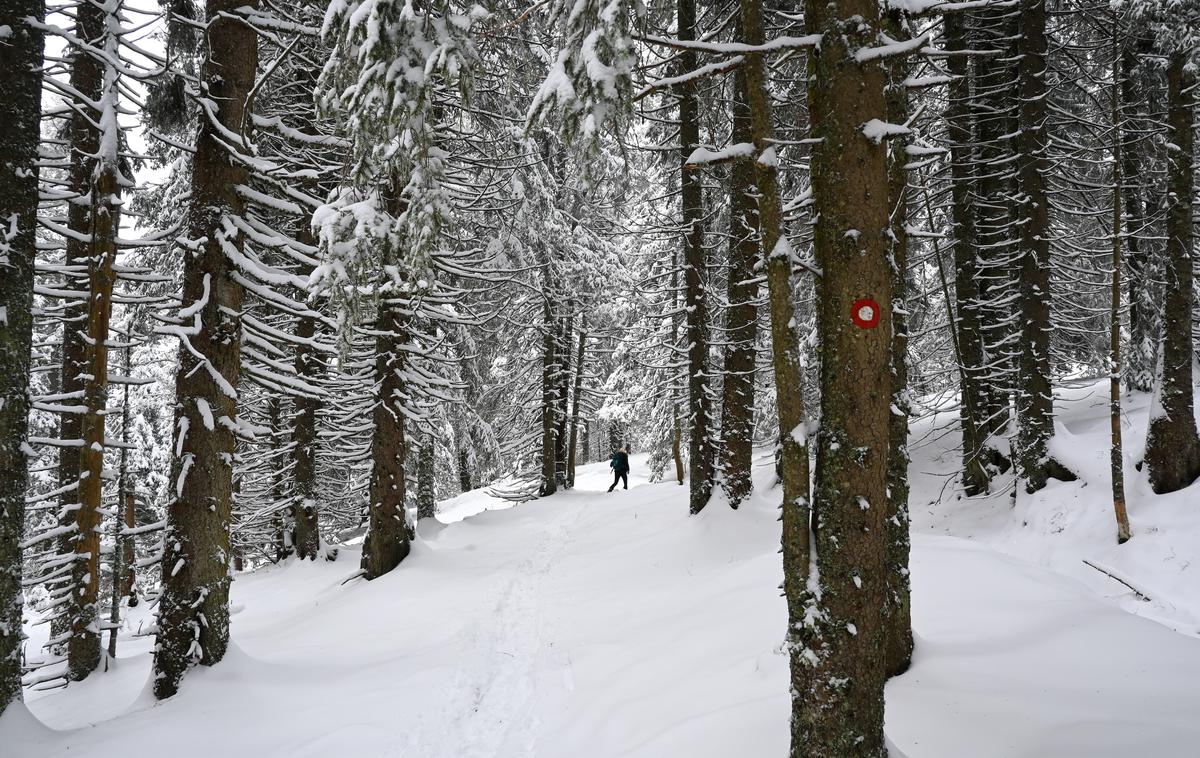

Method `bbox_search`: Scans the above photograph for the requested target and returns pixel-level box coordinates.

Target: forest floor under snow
[5,378,1200,757]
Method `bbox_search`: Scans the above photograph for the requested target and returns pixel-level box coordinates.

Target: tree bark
[680,0,714,514]
[882,6,913,678]
[540,263,558,496]
[944,13,991,495]
[458,447,472,492]
[1109,26,1131,544]
[52,0,106,653]
[1121,44,1154,393]
[1144,54,1200,494]
[153,0,257,700]
[718,66,760,509]
[71,156,121,680]
[567,323,587,488]
[361,244,413,577]
[1014,0,1072,494]
[290,285,322,560]
[417,437,436,520]
[801,0,893,750]
[0,0,45,715]
[972,5,1017,444]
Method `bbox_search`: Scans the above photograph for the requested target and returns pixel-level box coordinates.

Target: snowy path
[7,450,1200,757]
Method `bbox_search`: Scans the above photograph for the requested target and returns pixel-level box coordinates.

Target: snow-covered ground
[6,378,1200,757]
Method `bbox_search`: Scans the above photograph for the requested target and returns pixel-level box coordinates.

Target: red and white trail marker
[851,298,881,329]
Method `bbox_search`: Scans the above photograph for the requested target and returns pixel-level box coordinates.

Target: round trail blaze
[851,297,881,329]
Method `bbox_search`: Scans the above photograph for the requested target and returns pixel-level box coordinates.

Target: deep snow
[6,378,1200,757]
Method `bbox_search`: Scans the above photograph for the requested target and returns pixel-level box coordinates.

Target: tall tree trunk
[0,0,45,715]
[1109,26,1131,544]
[554,311,572,487]
[802,0,893,750]
[107,337,134,660]
[152,0,257,700]
[671,250,685,485]
[882,6,913,678]
[679,0,713,514]
[290,284,322,560]
[1144,54,1200,494]
[540,263,558,496]
[737,0,812,747]
[944,13,991,495]
[52,0,107,653]
[361,242,412,577]
[567,323,587,488]
[719,66,760,509]
[972,5,1017,445]
[72,158,120,680]
[1121,44,1154,393]
[1014,0,1071,493]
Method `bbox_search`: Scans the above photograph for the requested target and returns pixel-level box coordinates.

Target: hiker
[608,444,631,492]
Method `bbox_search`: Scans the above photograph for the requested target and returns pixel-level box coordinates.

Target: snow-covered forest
[1,0,1199,754]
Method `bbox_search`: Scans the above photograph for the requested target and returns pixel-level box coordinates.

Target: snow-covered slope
[6,380,1200,757]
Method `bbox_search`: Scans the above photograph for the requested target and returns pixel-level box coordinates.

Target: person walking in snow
[608,444,631,492]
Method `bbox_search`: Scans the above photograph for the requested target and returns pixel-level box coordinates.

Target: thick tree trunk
[567,324,587,488]
[0,0,45,715]
[1144,55,1200,494]
[801,0,893,751]
[972,5,1017,445]
[679,0,713,514]
[153,0,257,700]
[290,295,322,560]
[52,0,106,652]
[1014,0,1071,494]
[71,161,120,680]
[718,67,759,509]
[944,13,991,495]
[882,6,913,678]
[361,262,413,578]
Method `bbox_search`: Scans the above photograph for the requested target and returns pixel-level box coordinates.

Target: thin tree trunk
[540,261,558,496]
[567,322,587,488]
[0,0,45,715]
[719,65,760,509]
[555,311,572,487]
[944,12,991,495]
[1109,24,1131,545]
[1144,54,1200,494]
[1121,44,1154,393]
[801,0,893,750]
[153,0,257,699]
[679,0,713,514]
[417,437,436,520]
[737,0,809,677]
[882,6,913,678]
[458,447,472,492]
[671,249,685,485]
